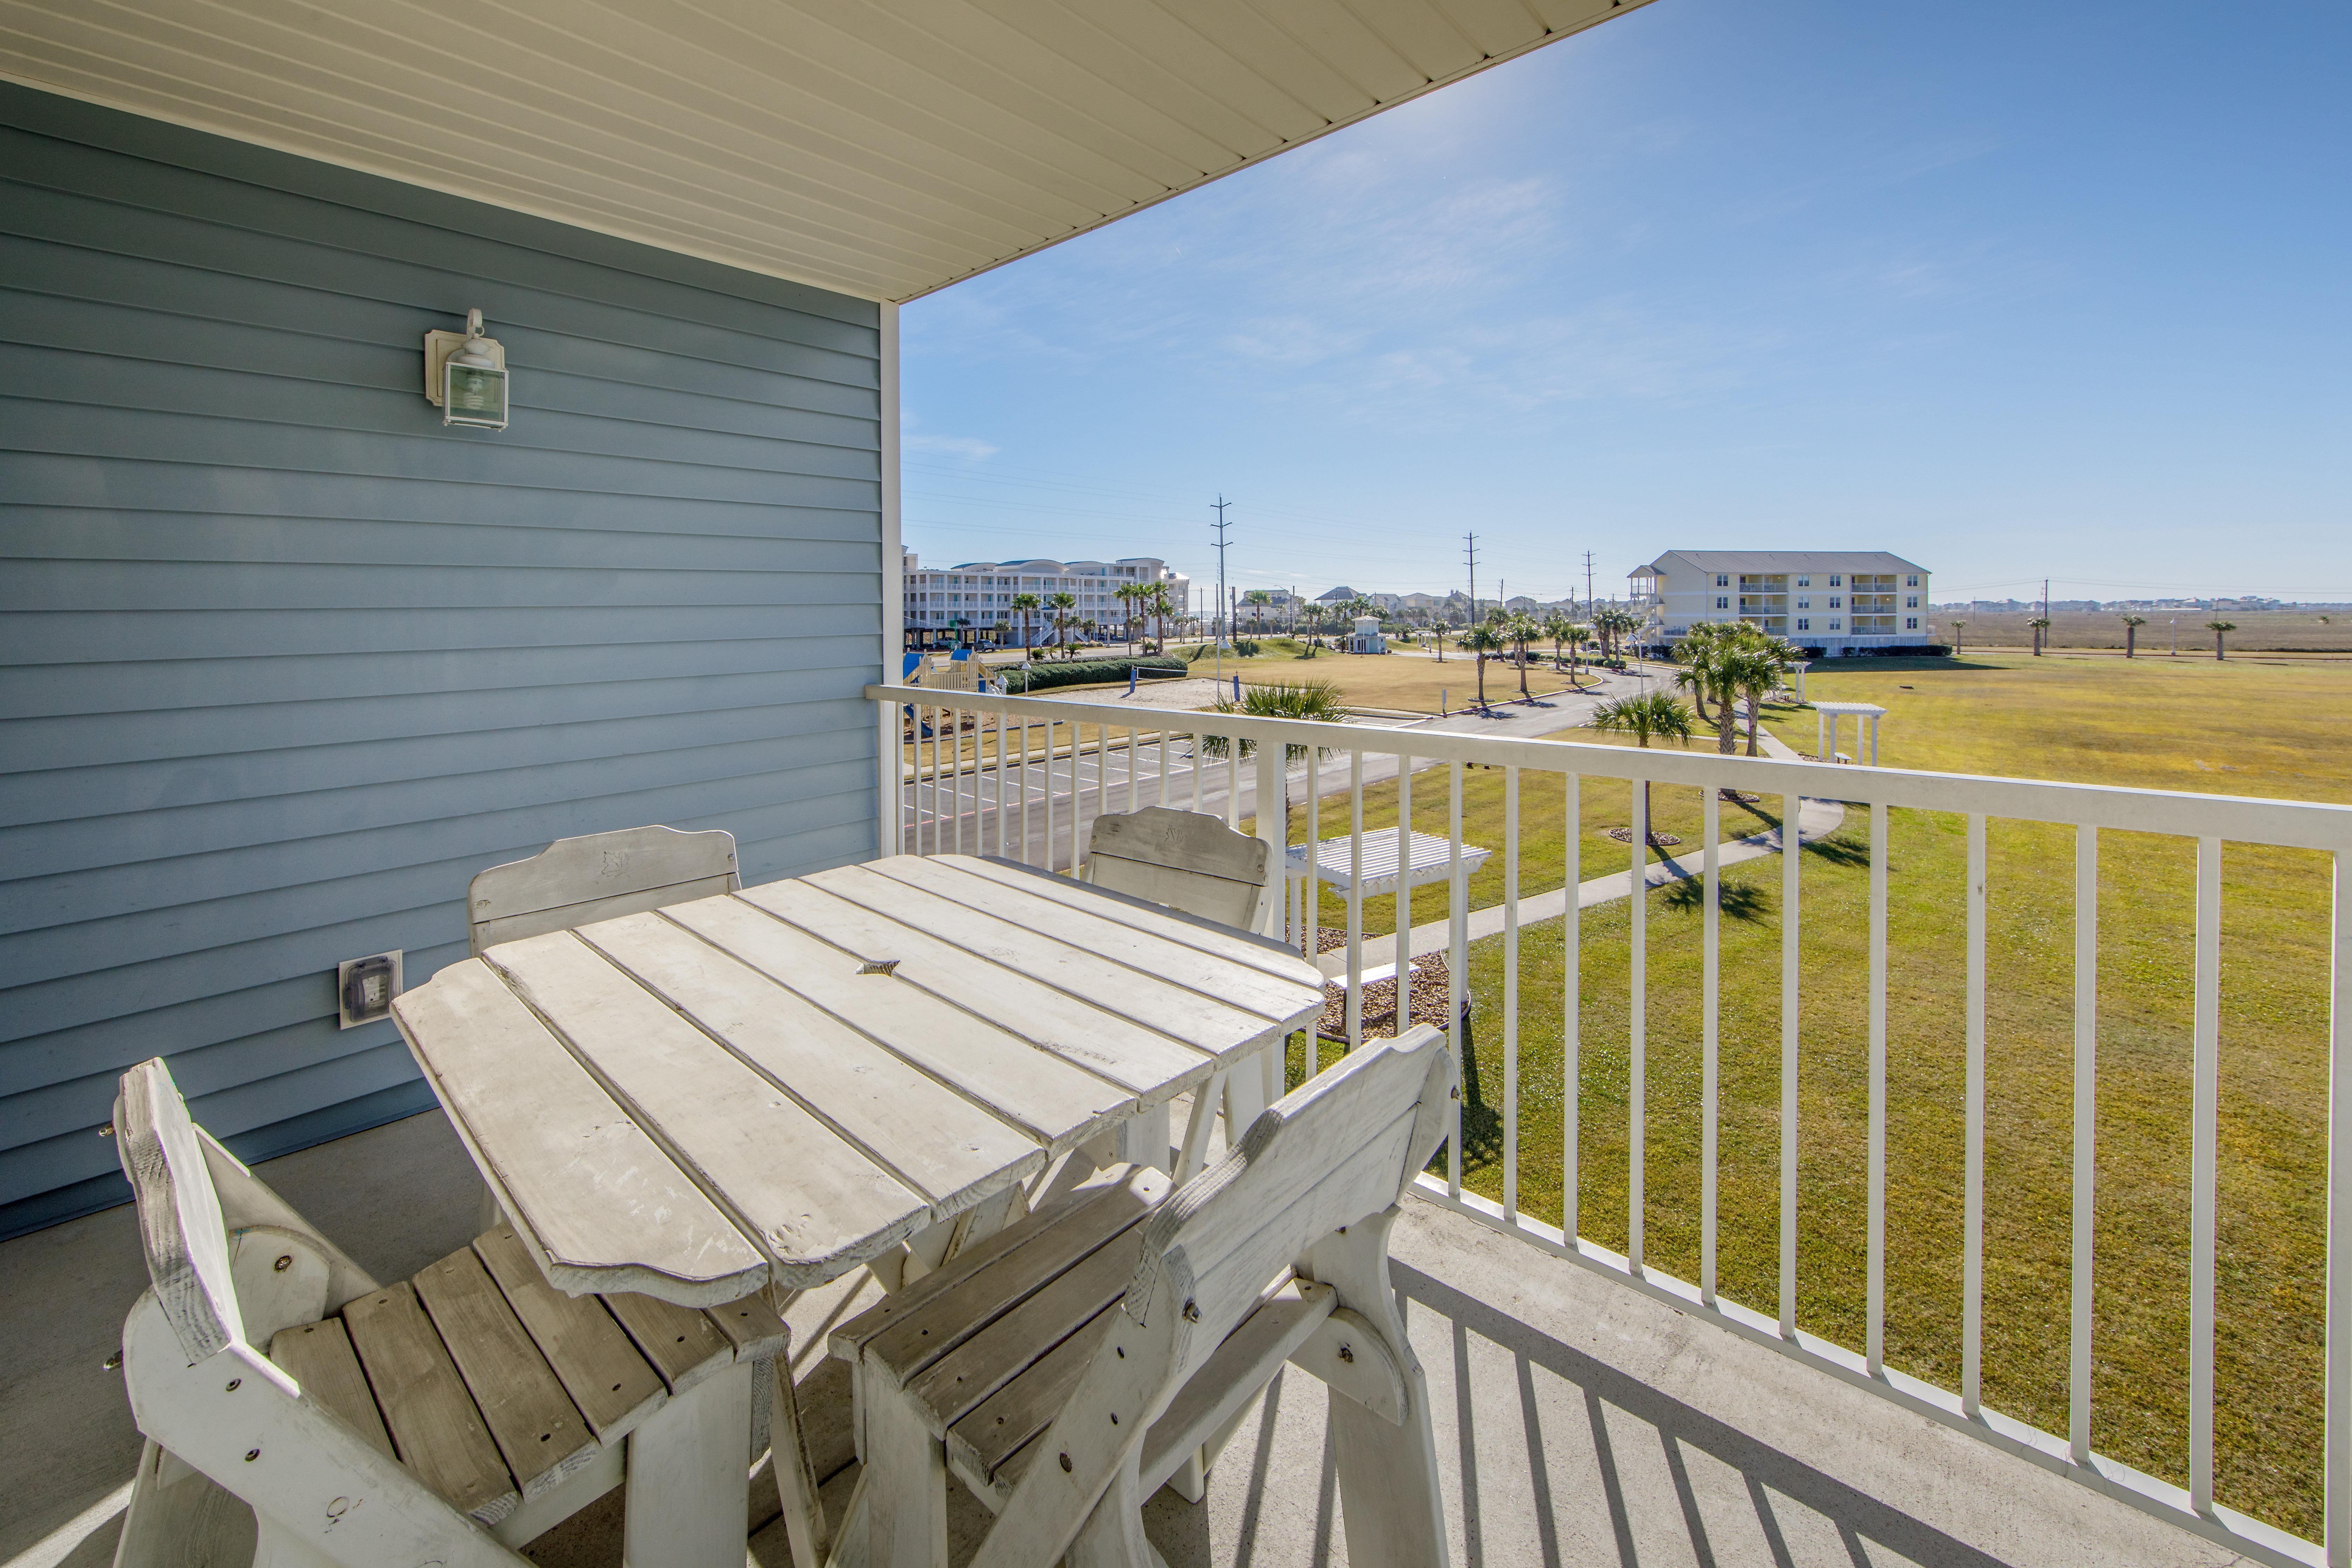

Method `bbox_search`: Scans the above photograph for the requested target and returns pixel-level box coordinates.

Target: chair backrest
[468,825,738,955]
[1086,807,1273,932]
[116,1056,245,1361]
[1127,1023,1451,1372]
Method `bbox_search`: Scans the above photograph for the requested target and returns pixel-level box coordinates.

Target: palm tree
[1112,582,1144,649]
[1047,591,1077,656]
[1242,588,1275,635]
[1010,592,1040,652]
[1542,612,1579,675]
[2027,616,2051,656]
[1589,691,1696,842]
[1673,623,1728,725]
[1459,622,1507,708]
[2206,620,2235,660]
[2120,614,2146,659]
[1947,618,1965,656]
[1504,612,1543,699]
[1730,637,1800,757]
[1147,582,1175,651]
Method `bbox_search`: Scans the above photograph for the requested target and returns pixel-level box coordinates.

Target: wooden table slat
[575,909,1040,1219]
[658,896,1133,1151]
[939,855,1327,982]
[750,874,1228,1088]
[391,960,766,1304]
[869,856,1324,1024]
[490,931,932,1286]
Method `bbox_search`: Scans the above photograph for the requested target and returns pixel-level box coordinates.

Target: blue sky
[898,0,2350,607]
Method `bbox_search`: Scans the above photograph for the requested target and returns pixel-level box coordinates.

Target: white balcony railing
[867,682,2352,1568]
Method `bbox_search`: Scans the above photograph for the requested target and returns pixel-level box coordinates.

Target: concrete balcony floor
[6,1109,2233,1568]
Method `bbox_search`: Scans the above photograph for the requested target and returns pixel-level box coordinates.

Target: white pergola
[1814,701,1887,765]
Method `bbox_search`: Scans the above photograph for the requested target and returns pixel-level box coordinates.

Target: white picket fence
[868,682,2352,1567]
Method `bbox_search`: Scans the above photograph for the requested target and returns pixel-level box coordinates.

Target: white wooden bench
[466,824,738,956]
[109,1056,809,1568]
[831,1023,1454,1568]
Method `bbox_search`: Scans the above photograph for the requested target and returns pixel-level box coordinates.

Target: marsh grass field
[1271,652,2348,1540]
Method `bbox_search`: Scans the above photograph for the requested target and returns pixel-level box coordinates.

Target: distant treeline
[1934,610,2352,652]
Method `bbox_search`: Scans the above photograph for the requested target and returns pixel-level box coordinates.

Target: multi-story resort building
[902,551,1190,647]
[1630,550,1933,654]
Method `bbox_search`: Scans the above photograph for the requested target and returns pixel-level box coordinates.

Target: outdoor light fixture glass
[424,308,509,430]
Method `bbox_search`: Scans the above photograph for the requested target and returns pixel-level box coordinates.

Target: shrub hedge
[1000,656,1185,693]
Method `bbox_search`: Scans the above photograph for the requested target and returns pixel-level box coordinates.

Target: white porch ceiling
[0,0,1654,302]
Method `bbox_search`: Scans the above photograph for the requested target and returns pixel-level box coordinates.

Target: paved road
[898,664,1654,869]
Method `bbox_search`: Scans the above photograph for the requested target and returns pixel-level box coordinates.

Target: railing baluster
[1629,768,1647,1275]
[2327,848,2351,1561]
[2071,824,2099,1465]
[1565,770,1580,1248]
[1158,725,1170,807]
[1018,714,1031,864]
[1126,725,1137,815]
[1305,747,1321,963]
[1094,721,1108,867]
[1965,813,1987,1416]
[1227,743,1241,830]
[1398,755,1413,1036]
[1191,731,1203,813]
[1781,788,1802,1339]
[995,708,1008,858]
[1868,800,1888,1377]
[1703,787,1720,1306]
[1042,718,1056,873]
[1448,759,1466,1198]
[923,704,937,857]
[2191,834,2220,1512]
[951,704,964,855]
[1504,765,1520,1224]
[1347,750,1364,1053]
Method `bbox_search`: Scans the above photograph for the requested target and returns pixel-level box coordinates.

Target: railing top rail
[868,683,2352,852]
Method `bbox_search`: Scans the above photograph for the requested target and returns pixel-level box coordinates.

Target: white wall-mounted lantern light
[423,308,509,430]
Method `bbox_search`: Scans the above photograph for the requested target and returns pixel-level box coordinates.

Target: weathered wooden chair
[1084,806,1273,934]
[467,824,738,957]
[108,1056,822,1568]
[1084,806,1283,1185]
[831,1023,1454,1568]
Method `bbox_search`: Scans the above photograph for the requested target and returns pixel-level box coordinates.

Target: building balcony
[12,688,2344,1568]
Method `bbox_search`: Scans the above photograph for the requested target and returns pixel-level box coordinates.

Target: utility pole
[1464,532,1479,625]
[1211,495,1232,681]
[1583,550,1597,617]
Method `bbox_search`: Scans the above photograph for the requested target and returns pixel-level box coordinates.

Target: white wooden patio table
[391,852,1322,1563]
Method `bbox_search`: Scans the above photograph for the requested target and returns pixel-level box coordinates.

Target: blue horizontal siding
[0,84,888,1236]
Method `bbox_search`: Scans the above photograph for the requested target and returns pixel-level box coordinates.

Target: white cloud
[904,433,999,460]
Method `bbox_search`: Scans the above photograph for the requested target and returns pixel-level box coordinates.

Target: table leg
[770,1356,831,1568]
[1115,1101,1172,1174]
[623,1361,751,1568]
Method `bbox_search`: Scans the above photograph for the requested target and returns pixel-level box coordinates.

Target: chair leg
[251,1518,338,1568]
[1304,1209,1449,1568]
[116,1438,255,1568]
[623,1361,752,1568]
[1065,1451,1166,1568]
[858,1375,947,1568]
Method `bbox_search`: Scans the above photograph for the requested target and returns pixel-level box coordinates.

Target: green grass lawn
[1283,653,2350,1540]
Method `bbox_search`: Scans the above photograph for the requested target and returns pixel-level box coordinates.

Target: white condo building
[1630,550,1933,654]
[903,551,1190,646]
